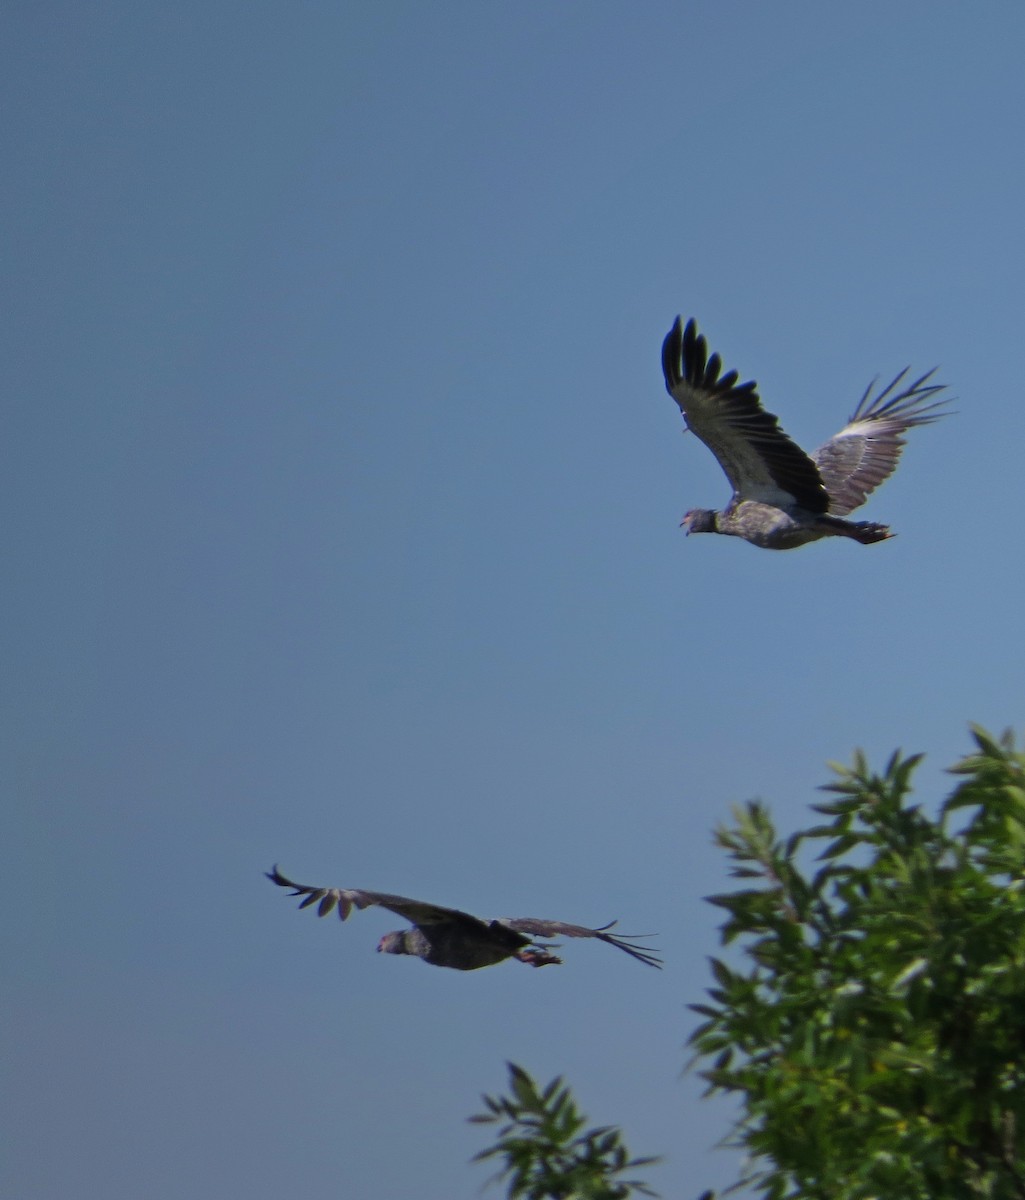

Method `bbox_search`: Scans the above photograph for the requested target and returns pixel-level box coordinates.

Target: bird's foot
[517,947,563,968]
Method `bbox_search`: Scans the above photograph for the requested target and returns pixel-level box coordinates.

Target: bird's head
[681,508,718,535]
[377,930,415,957]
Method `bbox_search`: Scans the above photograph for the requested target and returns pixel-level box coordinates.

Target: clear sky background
[4,5,1024,1198]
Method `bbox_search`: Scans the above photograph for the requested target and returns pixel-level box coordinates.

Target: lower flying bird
[661,317,949,550]
[266,866,661,971]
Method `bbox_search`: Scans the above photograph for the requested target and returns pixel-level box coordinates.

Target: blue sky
[5,5,1024,1197]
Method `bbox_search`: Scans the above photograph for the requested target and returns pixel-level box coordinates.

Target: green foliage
[470,1062,660,1199]
[690,726,1025,1200]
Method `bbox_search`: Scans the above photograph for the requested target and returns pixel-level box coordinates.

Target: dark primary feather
[662,316,830,513]
[266,866,662,969]
[811,368,949,516]
[266,865,484,931]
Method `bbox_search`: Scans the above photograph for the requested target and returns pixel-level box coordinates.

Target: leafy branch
[470,1063,660,1199]
[689,727,1025,1200]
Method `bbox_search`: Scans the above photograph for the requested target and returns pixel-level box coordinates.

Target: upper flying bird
[266,866,661,971]
[660,317,950,550]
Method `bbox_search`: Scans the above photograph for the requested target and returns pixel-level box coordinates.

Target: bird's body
[266,866,662,971]
[661,317,949,550]
[375,923,523,971]
[685,501,890,550]
[735,504,821,550]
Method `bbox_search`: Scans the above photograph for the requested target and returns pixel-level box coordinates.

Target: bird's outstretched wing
[662,316,829,513]
[811,368,949,515]
[500,917,662,968]
[266,866,486,931]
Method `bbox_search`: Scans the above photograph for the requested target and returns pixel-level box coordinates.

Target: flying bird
[661,317,950,549]
[266,866,662,971]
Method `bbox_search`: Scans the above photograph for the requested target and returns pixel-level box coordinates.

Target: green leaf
[889,957,929,991]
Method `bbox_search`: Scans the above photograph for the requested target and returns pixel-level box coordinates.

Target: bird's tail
[850,522,892,545]
[816,515,893,544]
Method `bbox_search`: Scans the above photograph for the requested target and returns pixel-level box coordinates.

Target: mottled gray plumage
[661,317,949,550]
[266,867,662,971]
